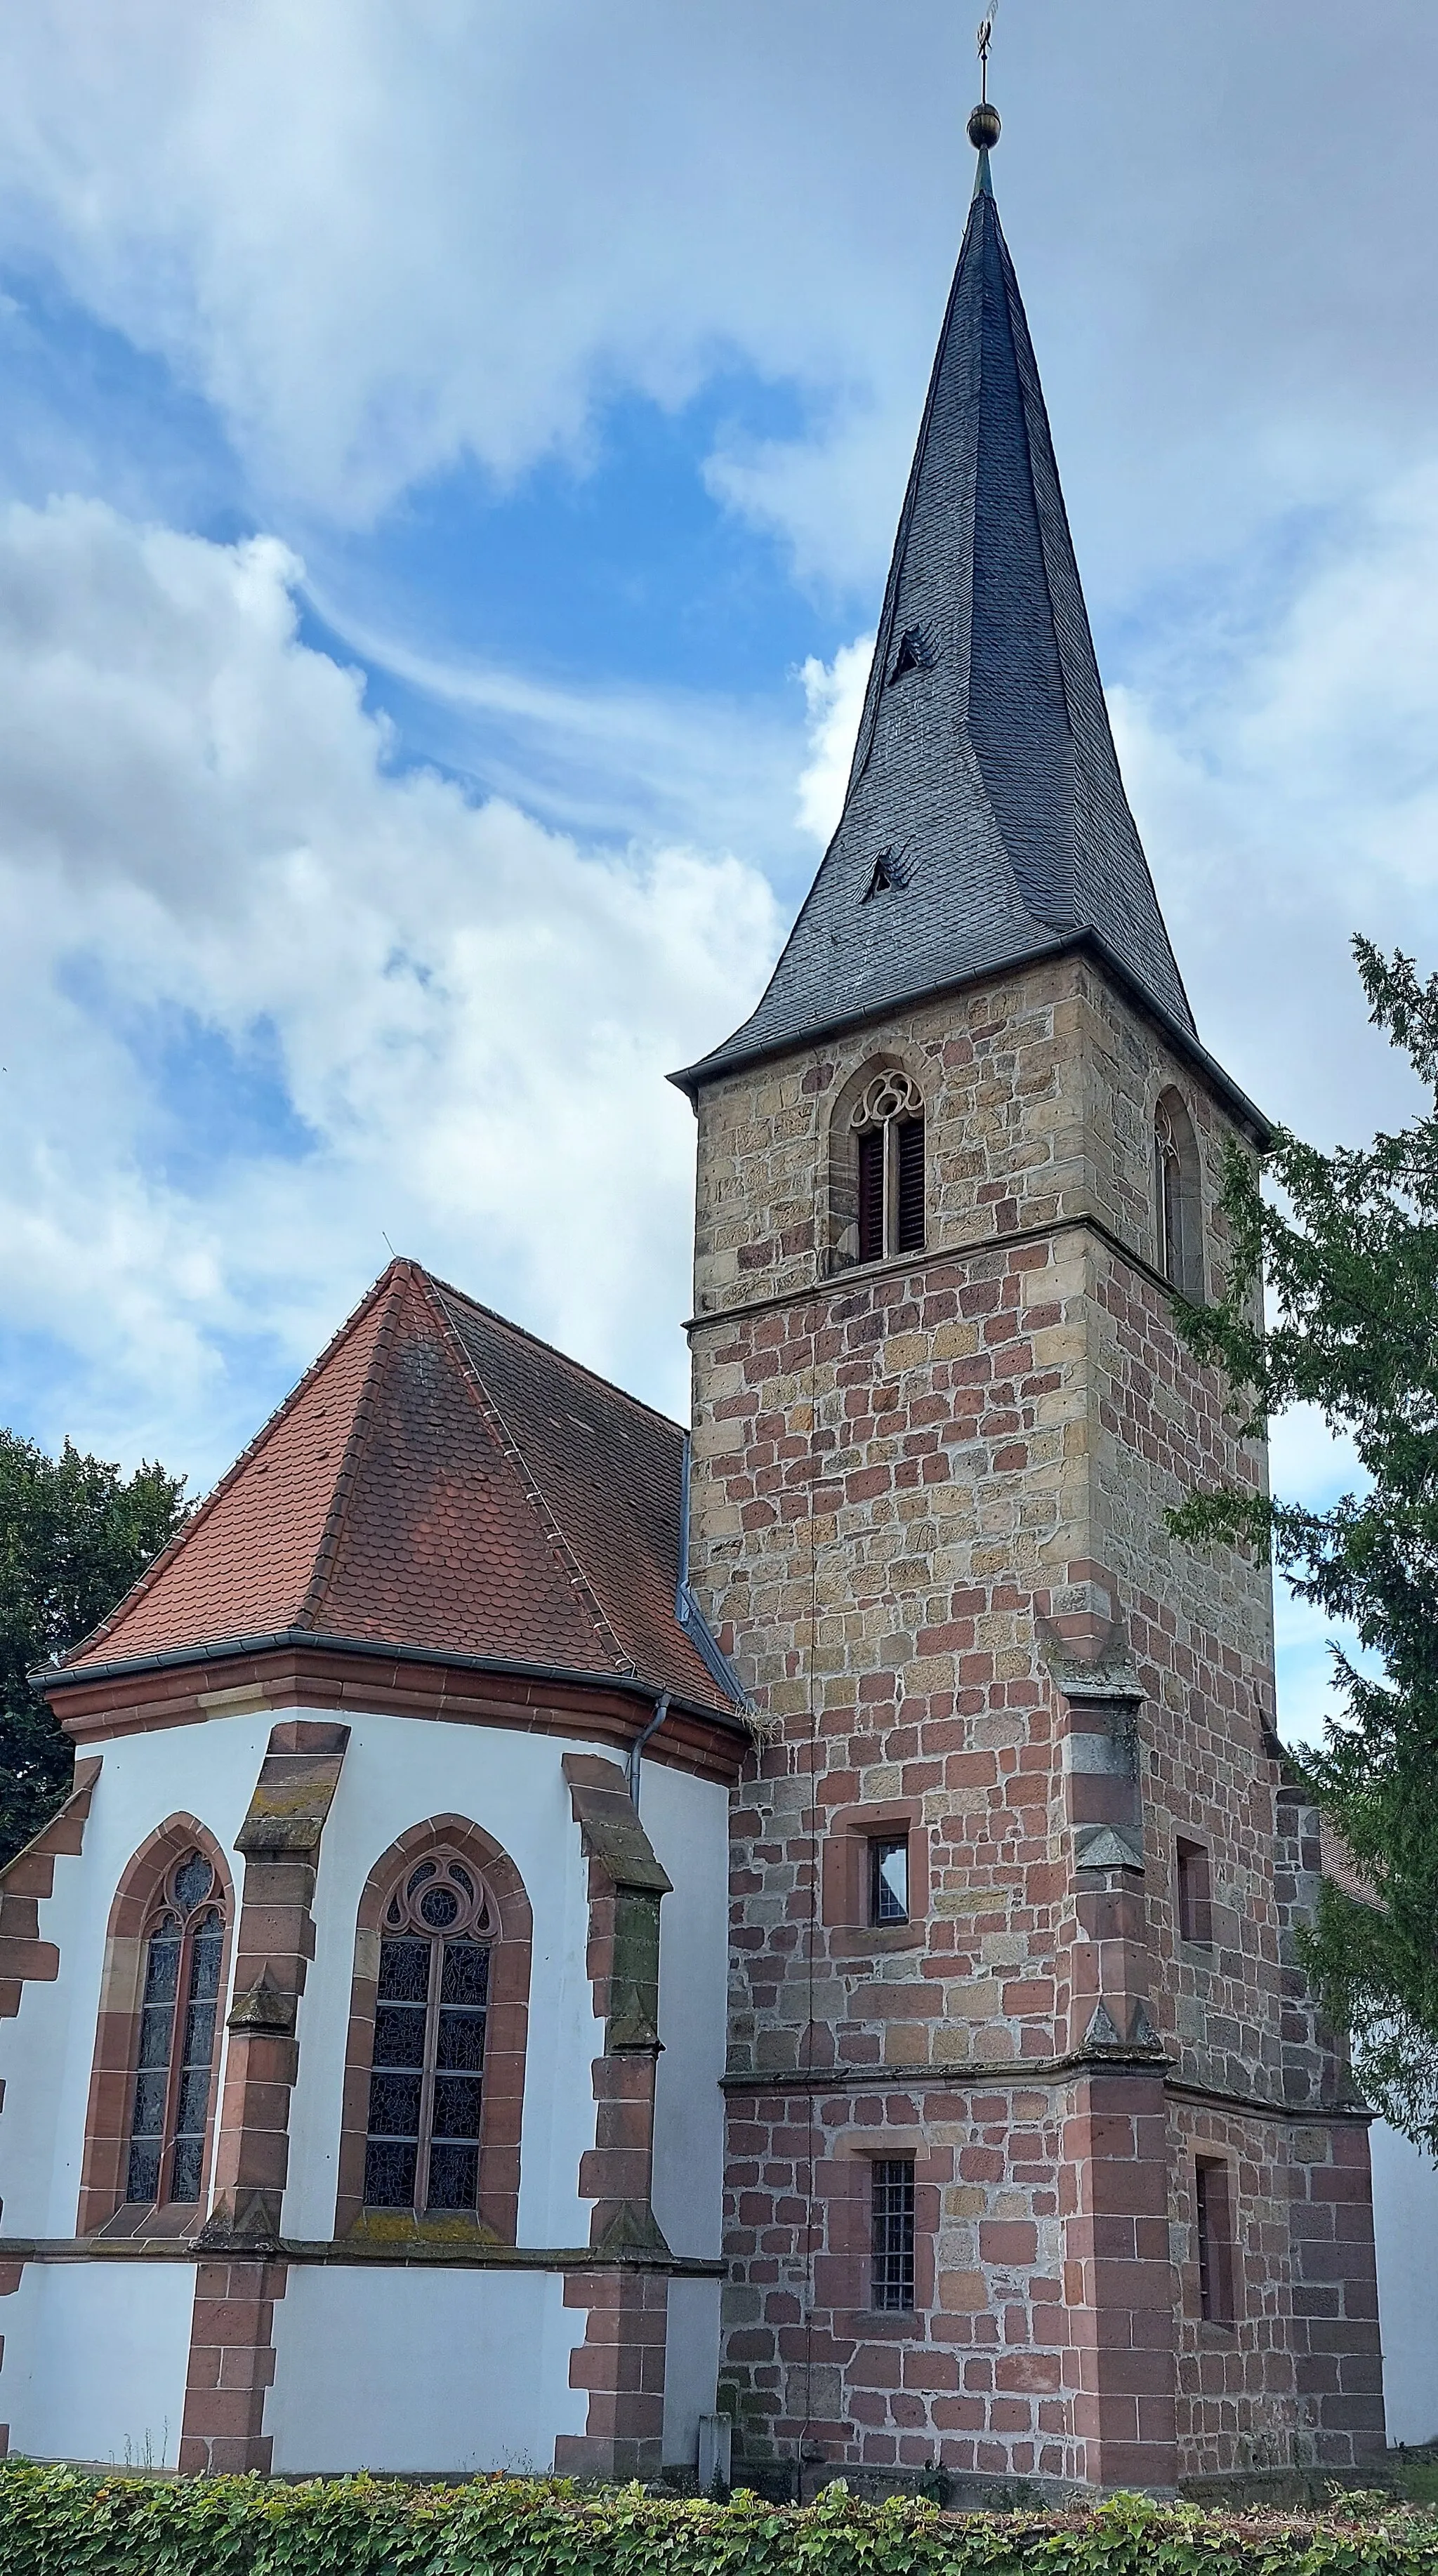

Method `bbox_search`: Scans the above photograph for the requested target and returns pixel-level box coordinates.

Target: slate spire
[675,117,1195,1094]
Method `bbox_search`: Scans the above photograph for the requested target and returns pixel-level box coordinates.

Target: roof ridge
[291,1260,413,1634]
[421,1266,687,1441]
[419,1275,640,1682]
[56,1262,404,1672]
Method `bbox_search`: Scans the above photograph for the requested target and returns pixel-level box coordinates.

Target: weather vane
[976,6,998,103]
[970,5,1002,152]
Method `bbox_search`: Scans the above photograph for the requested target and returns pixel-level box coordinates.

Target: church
[0,101,1432,2497]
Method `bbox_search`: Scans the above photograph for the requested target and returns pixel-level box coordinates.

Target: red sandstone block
[979,2221,1036,2265]
[183,2389,265,2442]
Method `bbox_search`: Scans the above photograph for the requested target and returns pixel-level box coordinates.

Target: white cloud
[0,496,783,1480]
[1,3,1438,594]
[795,633,871,846]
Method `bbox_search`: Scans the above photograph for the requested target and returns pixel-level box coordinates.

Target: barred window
[871,2156,916,2311]
[363,1853,493,2215]
[125,1851,225,2206]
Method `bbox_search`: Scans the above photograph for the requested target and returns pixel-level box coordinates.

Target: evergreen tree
[1171,937,1438,2151]
[0,1432,188,1867]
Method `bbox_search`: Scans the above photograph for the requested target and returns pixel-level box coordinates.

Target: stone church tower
[673,121,1384,2494]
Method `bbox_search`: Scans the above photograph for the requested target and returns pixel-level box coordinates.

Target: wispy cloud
[0,498,784,1481]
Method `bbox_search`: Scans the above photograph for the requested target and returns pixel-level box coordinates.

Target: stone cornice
[721,2058,1373,2123]
[0,2235,724,2274]
[44,1635,748,1784]
[685,1203,1211,1340]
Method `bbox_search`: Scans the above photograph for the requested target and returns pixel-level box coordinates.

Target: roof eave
[668,927,1271,1147]
[34,1626,750,1735]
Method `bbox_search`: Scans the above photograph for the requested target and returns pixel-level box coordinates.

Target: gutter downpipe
[627,1691,670,1815]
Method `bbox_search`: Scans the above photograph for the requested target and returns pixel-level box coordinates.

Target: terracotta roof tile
[63,1261,733,1714]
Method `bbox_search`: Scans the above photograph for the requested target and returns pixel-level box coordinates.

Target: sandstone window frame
[336,1814,532,2243]
[1154,1086,1204,1300]
[77,1814,236,2237]
[1175,1837,1213,1950]
[1193,2152,1239,2330]
[821,1799,928,1956]
[825,1058,928,1272]
[826,2137,944,2334]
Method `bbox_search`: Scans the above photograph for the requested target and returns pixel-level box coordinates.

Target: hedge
[1,2469,1437,2576]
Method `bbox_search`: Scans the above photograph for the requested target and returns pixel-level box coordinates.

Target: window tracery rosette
[849,1067,924,1135]
[126,1849,225,2207]
[364,1851,494,2216]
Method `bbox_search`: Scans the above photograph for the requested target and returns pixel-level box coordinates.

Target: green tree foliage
[0,1431,188,1868]
[1170,937,1438,2153]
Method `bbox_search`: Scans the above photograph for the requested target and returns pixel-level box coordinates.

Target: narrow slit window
[850,1071,926,1264]
[869,1835,909,1926]
[124,1851,225,2208]
[1154,1089,1203,1299]
[1195,2157,1236,2326]
[364,1854,492,2217]
[1176,1839,1213,1947]
[871,2157,916,2311]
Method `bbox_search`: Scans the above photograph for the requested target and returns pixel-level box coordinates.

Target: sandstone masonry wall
[687,956,1383,2491]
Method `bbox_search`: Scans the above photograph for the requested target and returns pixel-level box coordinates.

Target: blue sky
[2,0,1438,1742]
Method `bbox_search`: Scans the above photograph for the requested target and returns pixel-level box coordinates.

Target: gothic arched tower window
[1154,1088,1203,1300]
[850,1068,926,1264]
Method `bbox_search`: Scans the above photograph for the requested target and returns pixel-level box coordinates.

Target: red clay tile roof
[59,1262,734,1712]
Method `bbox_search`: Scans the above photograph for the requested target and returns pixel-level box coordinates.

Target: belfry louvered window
[125,1851,226,2206]
[852,1070,926,1262]
[364,1854,493,2214]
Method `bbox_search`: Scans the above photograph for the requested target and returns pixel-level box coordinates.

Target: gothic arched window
[363,1851,494,2215]
[850,1069,925,1263]
[125,1849,226,2207]
[1154,1088,1203,1300]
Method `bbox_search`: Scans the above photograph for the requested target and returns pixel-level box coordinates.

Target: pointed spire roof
[674,142,1198,1095]
[53,1261,738,1714]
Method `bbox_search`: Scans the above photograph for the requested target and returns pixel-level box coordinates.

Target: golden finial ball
[967,101,1001,151]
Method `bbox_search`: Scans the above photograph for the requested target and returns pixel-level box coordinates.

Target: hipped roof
[54,1260,734,1714]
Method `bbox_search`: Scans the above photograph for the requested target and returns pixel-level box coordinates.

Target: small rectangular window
[869,1834,909,1925]
[1195,2157,1236,2326]
[1176,1839,1213,1946]
[871,2157,916,2311]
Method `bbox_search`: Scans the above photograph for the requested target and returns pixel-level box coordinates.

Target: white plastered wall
[1371,2119,1438,2445]
[0,1700,732,2469]
[640,1757,728,2459]
[1,2259,194,2466]
[0,1712,279,2240]
[268,2265,586,2473]
[286,1713,609,2245]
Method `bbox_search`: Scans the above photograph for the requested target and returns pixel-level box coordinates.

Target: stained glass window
[124,1852,225,2207]
[363,1853,492,2217]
